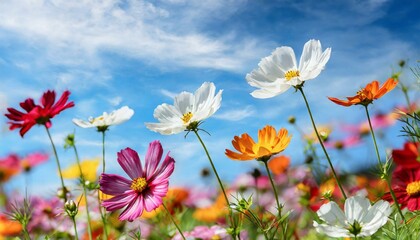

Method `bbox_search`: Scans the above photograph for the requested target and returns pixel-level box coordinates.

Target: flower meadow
[1,39,420,240]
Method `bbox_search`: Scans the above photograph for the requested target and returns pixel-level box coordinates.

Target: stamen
[131,177,147,192]
[284,70,300,81]
[406,181,420,196]
[181,112,193,124]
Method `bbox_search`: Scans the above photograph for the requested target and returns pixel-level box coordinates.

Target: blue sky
[0,0,419,195]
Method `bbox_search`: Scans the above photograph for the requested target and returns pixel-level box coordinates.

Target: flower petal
[117,148,143,179]
[102,191,137,212]
[143,190,164,212]
[144,122,185,135]
[153,103,182,124]
[148,153,175,183]
[99,173,132,195]
[344,195,370,223]
[317,201,346,226]
[299,39,331,81]
[118,195,144,221]
[72,118,94,128]
[174,91,194,114]
[271,46,297,74]
[313,222,351,238]
[359,200,391,236]
[144,140,163,177]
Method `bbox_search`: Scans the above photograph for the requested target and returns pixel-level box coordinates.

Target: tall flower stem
[298,87,347,199]
[71,217,79,240]
[101,131,106,174]
[162,202,186,240]
[71,144,93,240]
[262,160,281,213]
[193,130,238,239]
[98,130,109,239]
[364,106,406,222]
[262,160,286,239]
[45,126,67,201]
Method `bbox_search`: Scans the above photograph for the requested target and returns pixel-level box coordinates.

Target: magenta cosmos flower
[99,140,175,221]
[5,90,74,137]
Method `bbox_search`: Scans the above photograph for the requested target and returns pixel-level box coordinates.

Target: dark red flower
[5,90,74,137]
[384,168,420,211]
[392,142,420,170]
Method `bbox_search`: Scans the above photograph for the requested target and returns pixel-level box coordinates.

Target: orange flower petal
[268,155,290,175]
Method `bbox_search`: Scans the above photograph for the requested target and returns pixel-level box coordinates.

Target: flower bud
[288,116,296,124]
[57,187,69,200]
[65,200,78,217]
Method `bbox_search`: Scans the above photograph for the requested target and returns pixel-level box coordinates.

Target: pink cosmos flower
[20,152,49,172]
[28,196,72,233]
[5,90,74,137]
[342,112,396,137]
[99,140,175,221]
[0,154,21,182]
[324,135,362,150]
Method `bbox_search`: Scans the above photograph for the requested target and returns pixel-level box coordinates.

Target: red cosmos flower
[392,142,420,170]
[384,168,420,211]
[5,90,74,137]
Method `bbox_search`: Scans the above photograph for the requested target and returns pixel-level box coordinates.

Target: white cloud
[0,0,262,72]
[108,96,123,106]
[159,89,177,99]
[214,105,255,121]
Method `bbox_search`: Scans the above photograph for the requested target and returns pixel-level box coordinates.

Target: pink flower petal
[102,191,137,211]
[117,148,143,179]
[144,140,163,176]
[99,173,132,195]
[147,153,175,183]
[148,182,169,198]
[119,195,144,221]
[143,190,163,212]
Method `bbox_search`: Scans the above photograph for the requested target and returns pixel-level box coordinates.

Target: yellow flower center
[89,116,104,123]
[181,112,193,124]
[130,177,147,192]
[284,70,300,81]
[357,89,368,99]
[406,181,420,196]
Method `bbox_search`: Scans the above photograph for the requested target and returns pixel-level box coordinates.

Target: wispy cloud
[0,0,263,73]
[214,105,255,121]
[160,89,177,99]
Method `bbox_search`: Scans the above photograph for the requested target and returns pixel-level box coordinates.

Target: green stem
[22,228,31,240]
[101,131,106,174]
[193,130,238,239]
[45,126,67,201]
[400,82,412,112]
[193,130,229,204]
[162,202,186,240]
[72,145,93,240]
[97,193,109,239]
[298,88,347,199]
[98,128,108,239]
[364,106,406,222]
[263,160,287,239]
[99,130,109,239]
[71,217,79,240]
[263,161,281,213]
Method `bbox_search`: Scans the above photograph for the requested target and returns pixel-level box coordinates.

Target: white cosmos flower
[72,106,134,129]
[246,39,331,98]
[145,82,222,135]
[313,196,391,238]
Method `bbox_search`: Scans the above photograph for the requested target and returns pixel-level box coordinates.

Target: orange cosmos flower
[193,193,228,223]
[0,214,22,237]
[268,155,290,175]
[328,78,398,107]
[225,125,291,161]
